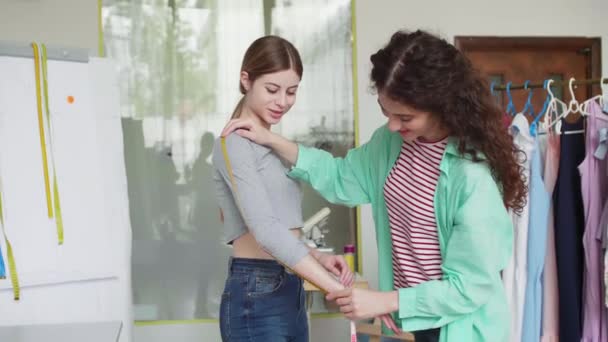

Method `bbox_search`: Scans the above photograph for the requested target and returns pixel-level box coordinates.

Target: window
[103,0,357,320]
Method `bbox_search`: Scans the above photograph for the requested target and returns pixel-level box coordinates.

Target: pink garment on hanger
[600,201,608,309]
[541,133,560,342]
[580,101,608,342]
[503,112,513,128]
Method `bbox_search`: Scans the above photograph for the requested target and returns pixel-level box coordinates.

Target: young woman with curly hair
[222,30,526,342]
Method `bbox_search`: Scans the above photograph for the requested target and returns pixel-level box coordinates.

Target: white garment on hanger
[503,113,535,342]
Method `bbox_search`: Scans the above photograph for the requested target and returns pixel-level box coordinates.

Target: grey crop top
[212,133,309,267]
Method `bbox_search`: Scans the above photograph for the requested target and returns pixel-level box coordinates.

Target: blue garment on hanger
[0,244,5,278]
[521,139,551,342]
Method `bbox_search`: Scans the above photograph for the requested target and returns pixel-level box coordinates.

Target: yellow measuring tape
[32,43,64,244]
[0,170,20,300]
[31,43,54,220]
[40,44,64,245]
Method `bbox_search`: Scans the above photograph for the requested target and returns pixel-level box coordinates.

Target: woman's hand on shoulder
[221,118,273,146]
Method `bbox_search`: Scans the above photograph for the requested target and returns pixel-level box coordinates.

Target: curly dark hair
[370,30,527,212]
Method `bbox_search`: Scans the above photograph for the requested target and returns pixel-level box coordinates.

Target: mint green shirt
[288,124,512,341]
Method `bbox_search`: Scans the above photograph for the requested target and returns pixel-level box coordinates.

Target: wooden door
[455,37,602,122]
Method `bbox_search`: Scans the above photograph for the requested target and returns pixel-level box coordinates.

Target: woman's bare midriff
[232,229,303,260]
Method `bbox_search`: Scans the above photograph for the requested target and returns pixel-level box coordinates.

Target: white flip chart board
[0,48,133,342]
[0,55,117,288]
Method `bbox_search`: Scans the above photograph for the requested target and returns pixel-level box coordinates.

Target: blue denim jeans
[219,258,308,342]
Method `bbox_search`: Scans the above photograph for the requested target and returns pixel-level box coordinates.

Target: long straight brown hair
[231,36,303,119]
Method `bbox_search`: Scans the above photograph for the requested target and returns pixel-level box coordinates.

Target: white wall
[354,0,608,289]
[0,0,98,54]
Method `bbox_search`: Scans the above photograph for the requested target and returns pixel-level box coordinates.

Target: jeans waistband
[229,257,287,274]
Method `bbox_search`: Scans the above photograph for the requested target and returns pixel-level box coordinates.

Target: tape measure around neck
[40,44,64,245]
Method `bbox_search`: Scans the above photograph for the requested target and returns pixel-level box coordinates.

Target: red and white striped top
[383,138,447,288]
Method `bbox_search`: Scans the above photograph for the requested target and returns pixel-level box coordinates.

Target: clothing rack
[495,77,607,136]
[492,78,607,91]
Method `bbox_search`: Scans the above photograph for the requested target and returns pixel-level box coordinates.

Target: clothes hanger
[505,82,517,116]
[560,77,586,135]
[566,77,580,114]
[542,79,572,135]
[531,79,555,136]
[541,78,587,136]
[522,80,535,117]
[580,76,607,115]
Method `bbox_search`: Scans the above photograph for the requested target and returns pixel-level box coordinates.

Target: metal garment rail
[492,78,607,91]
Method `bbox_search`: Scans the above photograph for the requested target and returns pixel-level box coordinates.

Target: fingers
[335,255,348,270]
[347,275,355,287]
[222,119,241,137]
[326,265,341,278]
[220,120,236,137]
[323,258,340,276]
[235,128,254,141]
[339,271,348,285]
[330,255,354,286]
[326,288,351,301]
[340,270,354,287]
[339,304,354,315]
[380,315,402,334]
[318,255,341,277]
[382,315,402,335]
[346,271,355,287]
[221,119,251,137]
[335,296,352,306]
